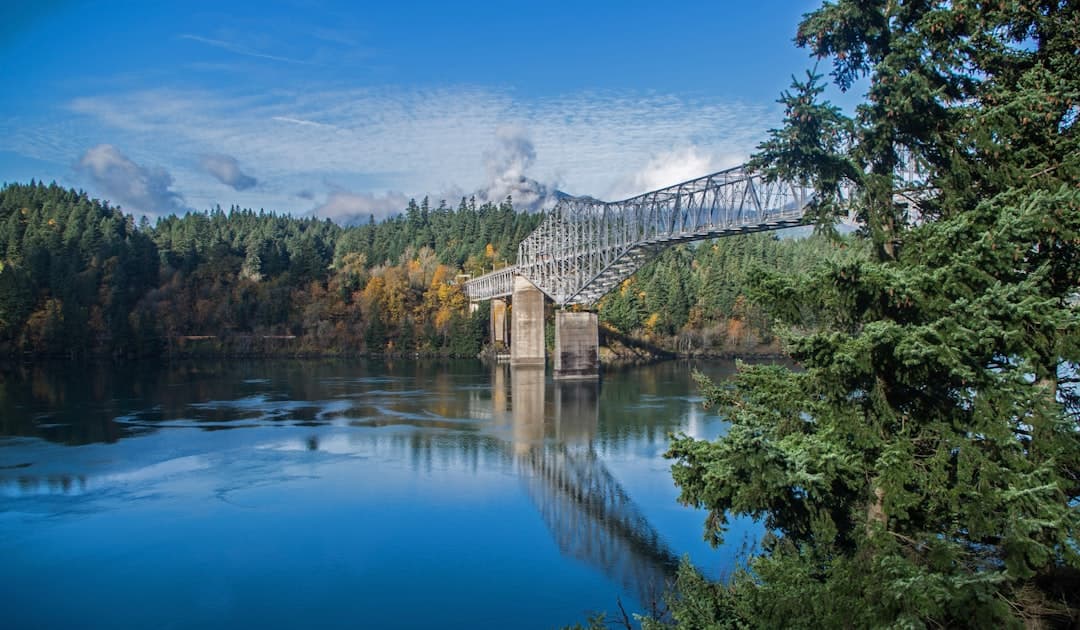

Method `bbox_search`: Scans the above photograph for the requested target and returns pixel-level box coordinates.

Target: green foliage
[599,276,646,334]
[598,235,866,353]
[332,195,541,270]
[641,559,749,630]
[0,185,541,358]
[749,70,855,227]
[662,1,1080,628]
[1,170,854,360]
[0,182,159,357]
[447,307,486,358]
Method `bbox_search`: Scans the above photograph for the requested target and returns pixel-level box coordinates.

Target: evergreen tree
[364,305,387,352]
[663,2,1080,627]
[599,278,646,334]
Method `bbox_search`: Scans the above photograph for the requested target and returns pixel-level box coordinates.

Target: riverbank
[3,333,786,364]
[598,328,786,365]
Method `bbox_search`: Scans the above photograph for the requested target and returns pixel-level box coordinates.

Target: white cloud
[200,153,257,191]
[76,144,186,215]
[6,85,780,216]
[313,189,409,223]
[607,146,744,200]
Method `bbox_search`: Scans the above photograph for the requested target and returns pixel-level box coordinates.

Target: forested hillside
[599,231,865,355]
[0,180,852,359]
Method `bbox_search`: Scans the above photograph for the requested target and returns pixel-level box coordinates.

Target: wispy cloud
[200,153,257,191]
[607,146,744,200]
[8,84,779,217]
[314,189,409,223]
[76,144,186,215]
[179,34,312,65]
[271,116,335,129]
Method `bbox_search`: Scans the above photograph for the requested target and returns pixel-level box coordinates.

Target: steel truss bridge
[465,164,811,306]
[464,149,932,307]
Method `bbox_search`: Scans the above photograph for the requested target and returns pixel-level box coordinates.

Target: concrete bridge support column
[554,311,599,380]
[511,275,545,367]
[490,298,509,348]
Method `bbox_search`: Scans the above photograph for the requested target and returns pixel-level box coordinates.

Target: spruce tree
[662,2,1080,627]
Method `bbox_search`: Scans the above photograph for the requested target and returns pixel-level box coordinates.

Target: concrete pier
[490,298,509,347]
[510,275,546,367]
[553,311,599,380]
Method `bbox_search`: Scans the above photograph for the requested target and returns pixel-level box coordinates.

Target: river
[0,359,762,629]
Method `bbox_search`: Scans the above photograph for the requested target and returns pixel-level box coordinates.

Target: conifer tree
[662,2,1080,627]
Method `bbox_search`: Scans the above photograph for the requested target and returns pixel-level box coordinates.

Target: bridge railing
[465,266,515,301]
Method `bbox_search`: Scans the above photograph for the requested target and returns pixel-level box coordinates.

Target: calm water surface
[0,359,761,629]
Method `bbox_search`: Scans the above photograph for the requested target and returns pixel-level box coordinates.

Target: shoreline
[0,346,789,366]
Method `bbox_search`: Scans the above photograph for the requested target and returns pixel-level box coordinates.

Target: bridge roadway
[465,164,811,307]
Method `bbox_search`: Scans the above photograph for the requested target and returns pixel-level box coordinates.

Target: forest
[0,180,848,360]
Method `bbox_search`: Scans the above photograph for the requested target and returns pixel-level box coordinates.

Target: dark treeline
[0,180,851,359]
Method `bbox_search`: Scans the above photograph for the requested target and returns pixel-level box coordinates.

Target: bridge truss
[465,164,811,306]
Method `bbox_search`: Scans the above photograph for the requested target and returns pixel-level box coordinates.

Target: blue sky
[1,0,833,221]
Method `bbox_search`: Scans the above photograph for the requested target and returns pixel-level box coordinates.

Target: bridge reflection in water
[491,364,681,605]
